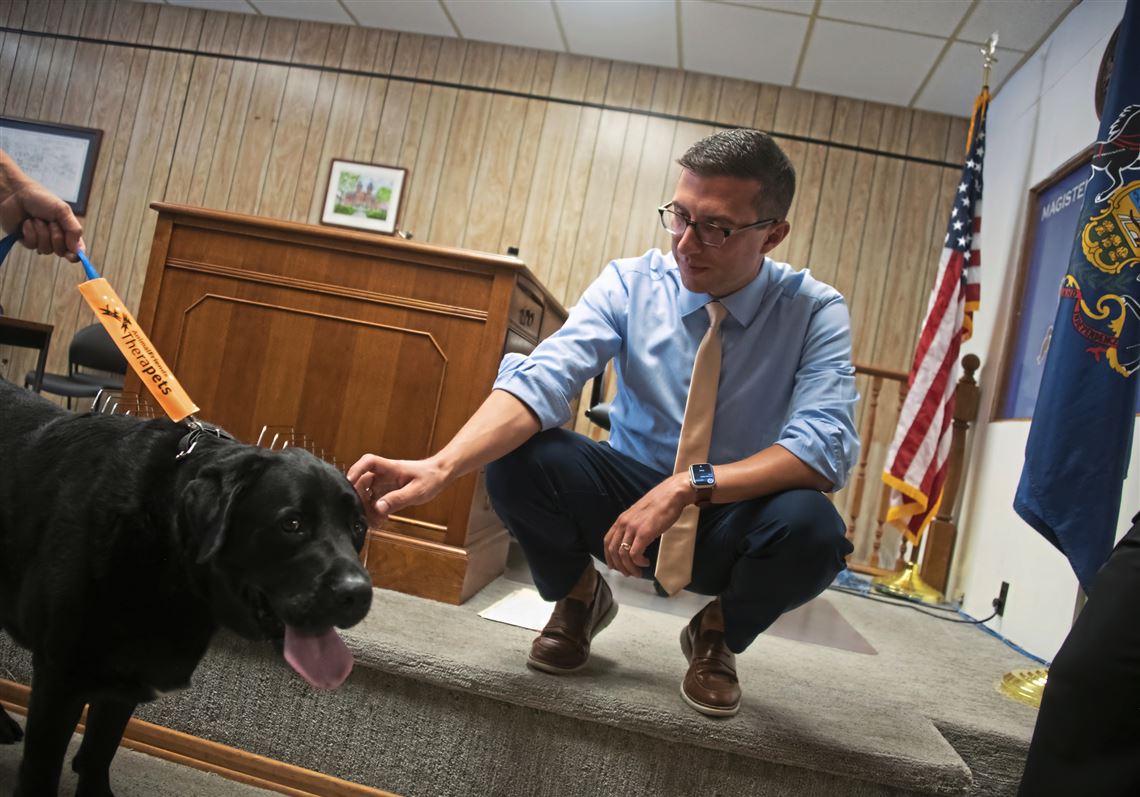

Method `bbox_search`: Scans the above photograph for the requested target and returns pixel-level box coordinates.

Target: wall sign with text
[999,151,1093,419]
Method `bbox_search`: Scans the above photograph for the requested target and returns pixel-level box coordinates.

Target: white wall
[952,0,1138,661]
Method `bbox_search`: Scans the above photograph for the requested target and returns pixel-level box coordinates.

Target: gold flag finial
[981,32,999,89]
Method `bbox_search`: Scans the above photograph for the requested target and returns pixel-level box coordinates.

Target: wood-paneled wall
[0,0,967,533]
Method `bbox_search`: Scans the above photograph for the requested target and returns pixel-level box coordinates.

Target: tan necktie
[655,301,726,596]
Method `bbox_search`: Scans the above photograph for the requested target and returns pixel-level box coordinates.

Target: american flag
[882,91,987,545]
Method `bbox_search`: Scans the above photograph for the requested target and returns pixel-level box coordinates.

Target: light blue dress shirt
[494,248,860,489]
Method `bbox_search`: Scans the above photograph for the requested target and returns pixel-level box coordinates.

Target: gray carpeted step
[0,578,1040,797]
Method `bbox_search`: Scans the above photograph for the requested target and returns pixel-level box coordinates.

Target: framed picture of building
[320,159,407,236]
[0,116,102,214]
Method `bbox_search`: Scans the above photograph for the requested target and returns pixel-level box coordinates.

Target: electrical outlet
[993,581,1010,616]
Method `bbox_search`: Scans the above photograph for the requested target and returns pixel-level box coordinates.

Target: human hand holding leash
[0,151,85,261]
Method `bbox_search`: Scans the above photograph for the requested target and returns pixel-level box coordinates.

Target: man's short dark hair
[677,129,796,220]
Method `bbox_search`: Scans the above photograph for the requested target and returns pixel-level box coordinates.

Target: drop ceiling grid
[139,0,1082,117]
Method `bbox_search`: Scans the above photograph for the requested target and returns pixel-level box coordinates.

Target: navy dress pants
[485,429,853,654]
[1017,513,1140,796]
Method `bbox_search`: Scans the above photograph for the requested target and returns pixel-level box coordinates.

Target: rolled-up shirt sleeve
[776,294,860,490]
[494,264,627,430]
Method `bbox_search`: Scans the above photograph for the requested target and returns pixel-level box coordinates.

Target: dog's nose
[331,570,373,625]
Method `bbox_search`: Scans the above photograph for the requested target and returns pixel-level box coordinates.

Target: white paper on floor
[478,587,554,631]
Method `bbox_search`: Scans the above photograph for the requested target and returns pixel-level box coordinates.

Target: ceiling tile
[818,0,971,37]
[555,0,677,69]
[958,0,1072,51]
[147,0,1079,119]
[342,0,457,37]
[444,1,563,51]
[250,0,353,24]
[681,1,807,86]
[798,19,941,106]
[914,41,1020,117]
[166,0,256,12]
[722,0,815,14]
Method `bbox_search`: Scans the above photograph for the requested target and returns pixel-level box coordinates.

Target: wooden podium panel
[137,203,567,604]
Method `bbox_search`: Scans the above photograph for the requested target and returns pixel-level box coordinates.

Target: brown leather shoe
[527,574,617,674]
[679,602,741,717]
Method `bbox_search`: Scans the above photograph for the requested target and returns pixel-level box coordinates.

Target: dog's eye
[350,520,368,552]
[281,518,302,533]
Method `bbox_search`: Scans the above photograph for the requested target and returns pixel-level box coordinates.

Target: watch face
[690,463,715,487]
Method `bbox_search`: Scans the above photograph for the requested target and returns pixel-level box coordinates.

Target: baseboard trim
[0,679,398,797]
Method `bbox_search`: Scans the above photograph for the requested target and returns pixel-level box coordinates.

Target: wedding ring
[620,542,631,551]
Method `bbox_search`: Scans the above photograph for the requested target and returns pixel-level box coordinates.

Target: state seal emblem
[1081,180,1140,275]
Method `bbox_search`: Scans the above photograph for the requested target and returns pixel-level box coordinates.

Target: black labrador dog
[0,378,373,796]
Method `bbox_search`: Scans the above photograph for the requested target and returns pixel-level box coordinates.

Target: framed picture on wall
[0,116,102,214]
[996,146,1096,420]
[320,159,407,235]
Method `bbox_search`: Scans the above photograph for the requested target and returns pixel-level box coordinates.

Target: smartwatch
[688,463,716,506]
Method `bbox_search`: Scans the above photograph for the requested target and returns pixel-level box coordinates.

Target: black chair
[584,371,612,431]
[1,316,53,392]
[26,323,127,408]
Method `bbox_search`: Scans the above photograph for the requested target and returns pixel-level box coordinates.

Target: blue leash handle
[77,249,100,280]
[0,230,98,279]
[0,231,19,265]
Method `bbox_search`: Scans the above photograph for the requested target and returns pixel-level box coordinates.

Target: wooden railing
[840,362,909,577]
[839,356,981,592]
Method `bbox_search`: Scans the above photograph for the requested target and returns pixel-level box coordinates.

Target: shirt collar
[674,254,774,328]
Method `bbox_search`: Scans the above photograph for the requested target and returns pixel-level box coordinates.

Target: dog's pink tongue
[283,626,353,690]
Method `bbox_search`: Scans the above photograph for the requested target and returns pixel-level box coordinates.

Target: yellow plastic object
[77,278,199,422]
[998,668,1048,709]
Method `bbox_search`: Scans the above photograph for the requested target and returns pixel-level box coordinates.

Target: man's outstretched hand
[347,453,449,529]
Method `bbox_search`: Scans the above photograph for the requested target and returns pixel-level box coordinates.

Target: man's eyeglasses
[657,203,778,248]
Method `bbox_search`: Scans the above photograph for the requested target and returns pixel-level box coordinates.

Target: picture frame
[995,146,1095,420]
[320,159,407,236]
[0,116,102,215]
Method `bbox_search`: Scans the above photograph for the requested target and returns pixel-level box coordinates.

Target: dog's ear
[187,473,239,564]
[183,451,269,564]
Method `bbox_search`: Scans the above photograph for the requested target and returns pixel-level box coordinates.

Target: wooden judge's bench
[136,203,569,604]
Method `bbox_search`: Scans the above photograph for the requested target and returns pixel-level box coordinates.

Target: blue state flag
[1014,0,1140,592]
